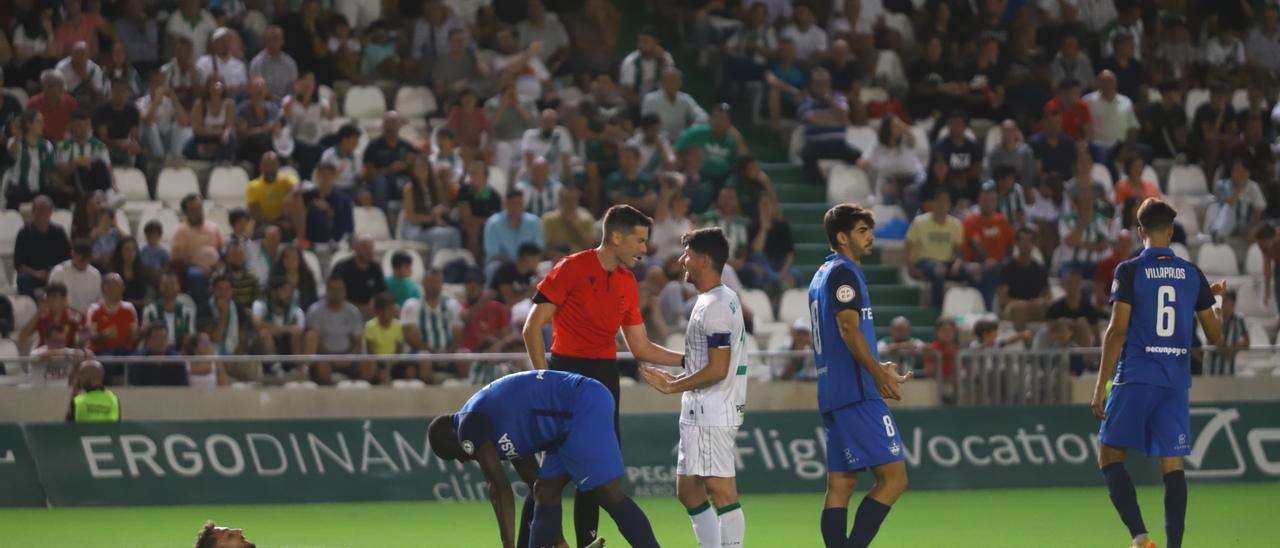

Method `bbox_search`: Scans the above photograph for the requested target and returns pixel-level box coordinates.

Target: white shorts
[676,423,739,477]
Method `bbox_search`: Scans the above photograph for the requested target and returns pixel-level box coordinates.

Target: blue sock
[1164,470,1187,548]
[848,497,891,548]
[820,508,848,548]
[530,502,562,548]
[1101,463,1148,539]
[601,497,659,548]
[517,495,535,548]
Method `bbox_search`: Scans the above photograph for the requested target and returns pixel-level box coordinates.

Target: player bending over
[810,204,911,548]
[641,227,748,547]
[1092,199,1224,548]
[429,370,660,548]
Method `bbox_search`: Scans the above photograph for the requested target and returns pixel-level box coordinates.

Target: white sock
[688,501,720,548]
[718,503,745,547]
[1133,533,1149,546]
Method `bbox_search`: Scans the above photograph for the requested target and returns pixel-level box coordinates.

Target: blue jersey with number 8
[1109,247,1215,388]
[809,253,881,412]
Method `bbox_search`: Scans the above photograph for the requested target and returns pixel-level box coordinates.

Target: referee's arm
[522,301,557,370]
[621,324,684,367]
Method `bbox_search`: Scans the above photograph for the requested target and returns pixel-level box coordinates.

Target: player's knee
[532,480,560,504]
[593,479,627,506]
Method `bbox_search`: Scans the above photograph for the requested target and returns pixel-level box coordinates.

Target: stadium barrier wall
[4,402,1279,507]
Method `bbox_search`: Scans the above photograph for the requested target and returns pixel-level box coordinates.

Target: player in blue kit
[809,204,912,548]
[428,370,659,548]
[1092,199,1225,548]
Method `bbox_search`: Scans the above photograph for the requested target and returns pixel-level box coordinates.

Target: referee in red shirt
[524,204,685,548]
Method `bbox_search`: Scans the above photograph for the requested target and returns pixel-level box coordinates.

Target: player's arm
[836,309,911,400]
[621,323,684,367]
[1093,262,1136,420]
[521,299,556,370]
[473,441,519,548]
[643,346,730,394]
[1197,274,1225,347]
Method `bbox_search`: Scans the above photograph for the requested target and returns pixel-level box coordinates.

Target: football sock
[1164,470,1187,548]
[602,497,660,548]
[848,496,892,548]
[820,507,848,548]
[717,501,746,547]
[517,494,535,548]
[687,500,720,548]
[530,502,562,548]
[1101,463,1149,540]
[572,489,600,547]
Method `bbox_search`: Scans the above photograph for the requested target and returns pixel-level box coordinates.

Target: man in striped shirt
[401,268,464,384]
[992,165,1027,227]
[1207,289,1248,376]
[55,110,112,197]
[515,157,563,218]
[1057,185,1110,276]
[141,272,196,349]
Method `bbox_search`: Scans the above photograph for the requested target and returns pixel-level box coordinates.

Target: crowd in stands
[0,0,1275,390]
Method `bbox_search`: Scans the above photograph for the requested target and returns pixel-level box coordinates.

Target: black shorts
[549,354,621,444]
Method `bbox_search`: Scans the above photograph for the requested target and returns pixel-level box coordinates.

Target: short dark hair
[390,251,412,269]
[1256,224,1277,241]
[336,124,361,141]
[46,323,66,337]
[180,192,201,212]
[638,25,658,38]
[993,164,1017,181]
[602,205,654,241]
[71,238,92,258]
[195,520,218,548]
[1059,78,1081,90]
[228,207,250,226]
[373,292,395,311]
[269,275,290,292]
[506,188,525,201]
[1136,198,1177,233]
[639,113,661,128]
[428,414,464,460]
[45,282,68,298]
[143,220,163,235]
[823,203,876,249]
[1223,289,1238,302]
[211,273,232,288]
[681,227,730,272]
[974,319,998,338]
[517,242,542,259]
[435,128,455,141]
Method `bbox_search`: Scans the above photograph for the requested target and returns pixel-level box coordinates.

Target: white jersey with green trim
[681,285,748,427]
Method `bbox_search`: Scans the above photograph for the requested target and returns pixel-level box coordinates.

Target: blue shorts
[539,380,625,491]
[823,399,905,472]
[1099,383,1191,457]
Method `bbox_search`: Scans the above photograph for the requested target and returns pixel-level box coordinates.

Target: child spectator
[364,293,403,381]
[385,251,423,306]
[139,220,172,273]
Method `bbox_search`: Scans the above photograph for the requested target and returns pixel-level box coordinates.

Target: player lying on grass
[193,520,255,548]
[640,227,748,548]
[429,370,660,548]
[1092,199,1225,548]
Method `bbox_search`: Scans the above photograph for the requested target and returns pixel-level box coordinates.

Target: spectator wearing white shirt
[628,113,677,178]
[1248,6,1280,78]
[1083,70,1138,146]
[196,28,247,97]
[49,239,102,314]
[1206,26,1247,79]
[829,0,883,38]
[166,0,219,58]
[867,114,924,201]
[515,157,564,218]
[318,125,363,199]
[446,0,492,25]
[1206,158,1267,241]
[1075,0,1118,32]
[520,109,575,183]
[516,0,571,74]
[56,41,106,106]
[137,69,191,161]
[779,5,828,63]
[485,84,538,183]
[491,28,549,102]
[744,0,794,24]
[641,68,708,141]
[619,26,674,107]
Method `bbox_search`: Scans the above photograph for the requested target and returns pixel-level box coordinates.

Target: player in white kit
[641,227,748,547]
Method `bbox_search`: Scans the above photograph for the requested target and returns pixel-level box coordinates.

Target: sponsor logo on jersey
[836,285,855,303]
[498,433,518,459]
[889,442,902,456]
[461,440,474,455]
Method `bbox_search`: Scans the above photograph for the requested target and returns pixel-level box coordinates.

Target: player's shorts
[539,378,625,491]
[823,399,905,472]
[1099,382,1191,457]
[676,423,739,477]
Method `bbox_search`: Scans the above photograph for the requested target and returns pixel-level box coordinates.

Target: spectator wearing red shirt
[19,282,84,349]
[1093,230,1135,310]
[459,268,518,362]
[28,70,79,142]
[445,88,492,160]
[1044,78,1091,141]
[53,0,111,57]
[962,183,1014,310]
[523,205,684,548]
[1112,155,1162,209]
[924,317,959,384]
[85,274,139,355]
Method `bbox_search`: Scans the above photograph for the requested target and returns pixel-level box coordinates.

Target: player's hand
[876,362,911,400]
[640,365,676,394]
[1090,385,1108,420]
[1210,279,1228,297]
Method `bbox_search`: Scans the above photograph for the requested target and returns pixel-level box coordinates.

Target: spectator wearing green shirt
[606,144,658,215]
[675,103,744,187]
[584,116,626,215]
[385,251,422,306]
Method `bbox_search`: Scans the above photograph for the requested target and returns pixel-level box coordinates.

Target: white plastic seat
[138,207,182,246]
[845,126,878,154]
[1235,280,1272,319]
[1245,317,1273,348]
[1197,243,1240,276]
[778,288,809,325]
[353,206,393,241]
[392,378,428,389]
[204,204,231,235]
[872,204,906,223]
[337,379,372,389]
[301,250,326,296]
[1169,242,1191,261]
[983,128,1002,154]
[739,289,774,324]
[788,126,805,165]
[343,85,387,122]
[207,165,251,208]
[156,167,201,207]
[394,86,437,121]
[826,165,872,205]
[1184,88,1210,122]
[327,249,354,278]
[1166,197,1201,237]
[51,209,72,230]
[0,210,25,256]
[279,166,301,181]
[488,165,510,198]
[0,337,19,376]
[115,209,131,236]
[1090,163,1113,190]
[1167,165,1208,196]
[743,333,764,367]
[3,87,29,106]
[114,167,150,202]
[1231,88,1250,112]
[284,380,319,389]
[873,49,906,90]
[11,295,36,335]
[1246,243,1266,275]
[381,248,426,281]
[431,247,476,270]
[941,286,986,318]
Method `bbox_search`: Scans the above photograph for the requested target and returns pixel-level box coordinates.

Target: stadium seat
[344,85,387,123]
[1090,163,1113,190]
[873,49,906,91]
[207,165,251,208]
[1246,243,1266,275]
[114,167,150,202]
[394,86,437,122]
[1183,88,1209,121]
[488,165,510,198]
[1235,280,1271,318]
[826,164,872,205]
[910,125,930,164]
[788,126,804,165]
[442,283,466,302]
[301,250,326,296]
[279,165,301,181]
[51,209,72,230]
[204,204,231,235]
[0,210,24,257]
[0,337,19,377]
[740,289,774,324]
[431,247,476,270]
[0,260,11,294]
[284,380,319,389]
[1169,242,1191,261]
[1167,197,1201,237]
[558,86,584,106]
[380,248,426,281]
[337,379,372,389]
[1245,317,1273,348]
[664,332,686,351]
[11,295,35,334]
[872,204,907,224]
[327,249,354,277]
[845,126,878,155]
[743,333,764,367]
[115,209,131,236]
[354,206,393,241]
[941,286,986,318]
[1231,88,1250,111]
[1197,243,1239,276]
[392,379,427,389]
[1167,165,1208,196]
[778,288,809,325]
[138,207,182,246]
[3,87,28,106]
[156,167,201,207]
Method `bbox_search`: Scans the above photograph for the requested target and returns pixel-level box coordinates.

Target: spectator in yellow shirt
[244,151,298,234]
[905,189,970,308]
[364,293,404,381]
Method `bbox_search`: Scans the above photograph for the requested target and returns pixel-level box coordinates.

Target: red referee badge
[836,285,855,303]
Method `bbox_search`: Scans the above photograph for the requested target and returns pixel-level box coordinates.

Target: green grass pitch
[4,483,1276,547]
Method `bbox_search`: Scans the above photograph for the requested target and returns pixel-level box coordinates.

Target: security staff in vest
[65,360,120,423]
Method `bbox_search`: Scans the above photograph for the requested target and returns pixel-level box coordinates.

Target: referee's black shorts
[549,354,621,444]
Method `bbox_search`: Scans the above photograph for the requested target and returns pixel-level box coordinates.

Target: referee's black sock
[601,496,659,548]
[572,490,600,547]
[1164,470,1187,548]
[820,507,847,548]
[517,494,535,548]
[848,496,891,548]
[530,501,562,548]
[1101,462,1148,539]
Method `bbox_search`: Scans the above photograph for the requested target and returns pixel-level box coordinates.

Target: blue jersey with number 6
[1109,246,1215,388]
[809,252,880,413]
